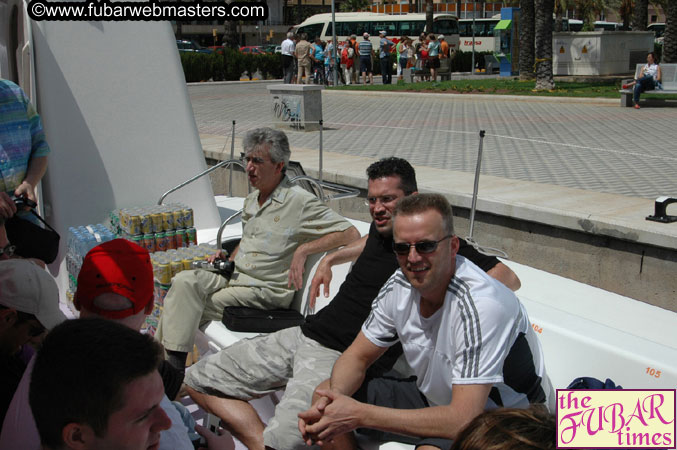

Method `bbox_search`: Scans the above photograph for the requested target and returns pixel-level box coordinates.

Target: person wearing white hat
[439,34,450,59]
[0,259,65,425]
[358,32,374,84]
[378,30,394,84]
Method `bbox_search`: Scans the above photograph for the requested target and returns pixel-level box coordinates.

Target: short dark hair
[366,157,417,195]
[393,193,454,235]
[451,406,555,450]
[29,318,163,448]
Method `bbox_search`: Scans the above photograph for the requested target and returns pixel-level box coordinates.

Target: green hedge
[180,49,284,82]
[451,50,494,72]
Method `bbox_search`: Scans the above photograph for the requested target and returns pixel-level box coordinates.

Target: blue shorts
[360,56,372,73]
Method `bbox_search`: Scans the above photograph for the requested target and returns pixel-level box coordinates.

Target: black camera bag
[222,306,305,333]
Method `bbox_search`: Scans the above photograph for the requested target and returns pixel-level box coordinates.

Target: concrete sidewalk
[190,82,677,245]
[192,83,677,305]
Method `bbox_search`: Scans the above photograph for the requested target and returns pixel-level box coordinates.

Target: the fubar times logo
[556,390,676,448]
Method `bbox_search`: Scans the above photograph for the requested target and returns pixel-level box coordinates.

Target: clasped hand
[298,389,361,446]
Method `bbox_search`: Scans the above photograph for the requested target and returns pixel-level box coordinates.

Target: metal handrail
[465,130,509,259]
[158,159,246,205]
[216,209,243,252]
[288,175,361,203]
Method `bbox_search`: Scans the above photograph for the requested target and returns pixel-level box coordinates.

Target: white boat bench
[620,63,677,107]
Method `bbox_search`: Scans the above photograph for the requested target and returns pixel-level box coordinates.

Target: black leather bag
[222,306,305,333]
[5,209,60,264]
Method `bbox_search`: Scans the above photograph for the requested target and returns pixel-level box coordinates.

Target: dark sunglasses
[0,243,16,258]
[392,234,454,256]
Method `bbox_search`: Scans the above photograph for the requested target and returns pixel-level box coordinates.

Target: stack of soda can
[113,203,197,253]
[144,243,219,335]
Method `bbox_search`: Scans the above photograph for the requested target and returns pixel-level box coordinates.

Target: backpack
[567,377,622,390]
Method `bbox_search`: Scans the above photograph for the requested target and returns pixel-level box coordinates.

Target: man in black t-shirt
[184,158,521,450]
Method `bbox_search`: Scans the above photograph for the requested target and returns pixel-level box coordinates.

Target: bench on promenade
[620,63,677,107]
[408,57,451,82]
[439,57,452,81]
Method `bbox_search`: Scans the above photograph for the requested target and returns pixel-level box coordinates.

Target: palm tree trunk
[426,0,433,34]
[633,0,648,30]
[534,0,555,90]
[520,0,535,79]
[620,0,633,30]
[223,20,239,49]
[554,0,563,32]
[664,0,677,63]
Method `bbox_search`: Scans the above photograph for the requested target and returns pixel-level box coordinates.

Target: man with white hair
[281,31,296,83]
[155,127,359,372]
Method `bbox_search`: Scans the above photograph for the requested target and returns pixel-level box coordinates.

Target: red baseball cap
[74,239,154,319]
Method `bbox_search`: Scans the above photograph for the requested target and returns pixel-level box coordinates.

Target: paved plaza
[189,82,677,200]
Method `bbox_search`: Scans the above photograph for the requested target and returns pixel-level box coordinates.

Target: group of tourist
[0,72,557,450]
[282,31,340,86]
[281,31,453,86]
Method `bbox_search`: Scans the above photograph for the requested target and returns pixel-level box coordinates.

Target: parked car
[177,40,212,54]
[239,46,265,54]
[262,44,277,54]
[207,45,225,54]
[274,45,282,54]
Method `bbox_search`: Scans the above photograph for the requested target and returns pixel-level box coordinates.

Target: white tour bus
[458,16,500,52]
[458,16,588,52]
[294,12,460,50]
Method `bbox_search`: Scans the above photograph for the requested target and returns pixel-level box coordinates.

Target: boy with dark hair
[1,239,194,449]
[29,318,171,450]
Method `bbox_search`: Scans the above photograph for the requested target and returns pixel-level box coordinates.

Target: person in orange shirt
[439,35,450,59]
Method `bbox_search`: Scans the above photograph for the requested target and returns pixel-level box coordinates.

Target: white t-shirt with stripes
[362,255,547,408]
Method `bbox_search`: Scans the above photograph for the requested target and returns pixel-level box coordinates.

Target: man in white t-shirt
[299,194,549,450]
[281,32,296,84]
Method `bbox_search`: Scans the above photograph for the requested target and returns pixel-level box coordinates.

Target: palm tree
[633,0,648,30]
[534,0,555,90]
[519,0,535,79]
[664,0,677,63]
[554,0,574,31]
[619,0,633,30]
[223,21,239,49]
[340,0,369,11]
[426,0,433,35]
[575,0,607,30]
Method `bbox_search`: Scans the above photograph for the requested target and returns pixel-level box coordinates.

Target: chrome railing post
[158,159,246,205]
[216,209,243,251]
[319,119,324,186]
[468,130,485,240]
[229,120,236,196]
